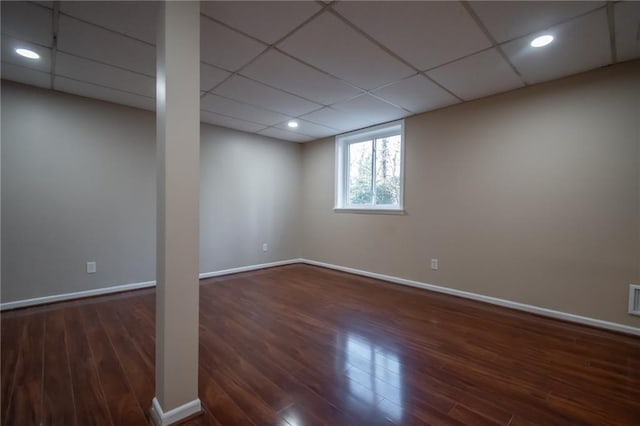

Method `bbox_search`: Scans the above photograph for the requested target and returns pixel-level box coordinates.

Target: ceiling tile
[54,76,155,111]
[200,110,266,133]
[201,63,231,92]
[275,119,338,139]
[60,1,158,44]
[257,127,314,143]
[213,75,321,116]
[427,48,524,101]
[502,9,610,84]
[2,35,52,73]
[334,1,491,71]
[471,1,604,43]
[201,93,289,126]
[241,49,362,105]
[200,16,266,71]
[201,1,322,44]
[278,12,414,90]
[333,94,409,125]
[372,75,460,113]
[614,1,640,62]
[1,63,50,89]
[299,107,375,132]
[1,1,52,46]
[57,15,155,76]
[56,52,155,98]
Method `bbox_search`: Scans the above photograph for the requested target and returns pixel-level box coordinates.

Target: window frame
[334,120,405,214]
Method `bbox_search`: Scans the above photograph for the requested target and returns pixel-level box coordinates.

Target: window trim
[334,120,405,214]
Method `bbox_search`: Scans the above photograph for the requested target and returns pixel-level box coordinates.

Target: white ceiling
[2,1,638,143]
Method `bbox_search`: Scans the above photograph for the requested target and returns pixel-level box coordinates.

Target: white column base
[150,397,202,426]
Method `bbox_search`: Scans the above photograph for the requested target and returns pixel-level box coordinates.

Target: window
[335,120,404,213]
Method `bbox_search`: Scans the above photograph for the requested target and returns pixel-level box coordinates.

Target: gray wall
[300,60,640,328]
[1,81,301,302]
[3,61,640,329]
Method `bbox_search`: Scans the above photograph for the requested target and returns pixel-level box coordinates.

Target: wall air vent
[629,284,640,316]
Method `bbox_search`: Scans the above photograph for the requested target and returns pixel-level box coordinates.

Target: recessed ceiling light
[530,35,554,48]
[15,48,40,59]
[287,120,299,128]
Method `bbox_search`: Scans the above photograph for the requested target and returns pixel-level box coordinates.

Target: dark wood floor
[2,264,640,425]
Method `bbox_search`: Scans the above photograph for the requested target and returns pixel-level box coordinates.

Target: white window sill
[333,208,406,215]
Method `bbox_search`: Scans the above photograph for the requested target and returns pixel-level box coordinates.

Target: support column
[151,2,201,425]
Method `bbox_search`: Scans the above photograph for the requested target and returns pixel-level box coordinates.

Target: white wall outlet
[262,243,268,252]
[430,258,439,270]
[86,261,97,274]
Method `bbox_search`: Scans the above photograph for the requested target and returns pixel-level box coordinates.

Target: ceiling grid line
[49,1,60,90]
[199,2,331,97]
[460,1,527,85]
[606,1,618,63]
[325,5,464,103]
[3,0,637,143]
[59,11,155,48]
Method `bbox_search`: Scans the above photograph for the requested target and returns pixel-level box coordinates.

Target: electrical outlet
[430,258,438,271]
[262,243,268,252]
[86,261,97,274]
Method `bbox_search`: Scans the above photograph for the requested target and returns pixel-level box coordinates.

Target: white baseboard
[298,258,640,337]
[150,397,201,426]
[0,280,157,311]
[0,259,299,311]
[198,258,300,279]
[3,257,638,337]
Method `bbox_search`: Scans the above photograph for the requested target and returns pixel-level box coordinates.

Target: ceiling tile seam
[27,1,52,10]
[1,60,50,76]
[460,1,526,86]
[199,45,272,96]
[271,114,343,134]
[259,122,317,139]
[270,2,332,46]
[364,92,415,114]
[494,4,608,48]
[234,73,325,107]
[55,49,156,80]
[52,73,155,100]
[198,4,442,115]
[325,6,464,103]
[50,0,60,90]
[199,13,269,48]
[199,4,414,108]
[199,107,270,128]
[418,4,610,79]
[0,33,157,80]
[1,31,54,49]
[298,105,377,130]
[606,2,617,64]
[200,60,234,75]
[419,45,496,74]
[59,12,155,48]
[201,90,305,120]
[199,3,331,98]
[271,46,369,94]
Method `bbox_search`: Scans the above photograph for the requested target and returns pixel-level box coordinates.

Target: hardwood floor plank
[3,314,45,426]
[95,302,155,423]
[2,264,639,425]
[79,305,148,425]
[64,308,113,426]
[1,316,27,424]
[42,309,77,425]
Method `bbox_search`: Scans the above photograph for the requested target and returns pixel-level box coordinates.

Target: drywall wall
[1,81,301,303]
[300,60,640,328]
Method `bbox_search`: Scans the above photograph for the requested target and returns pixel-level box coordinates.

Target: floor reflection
[336,332,404,422]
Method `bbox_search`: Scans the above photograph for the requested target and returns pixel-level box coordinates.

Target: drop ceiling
[2,1,639,143]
